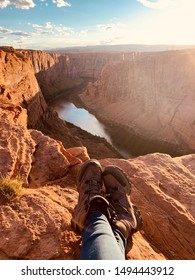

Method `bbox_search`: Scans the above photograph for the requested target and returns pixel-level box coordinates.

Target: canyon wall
[0,47,194,260]
[0,47,47,127]
[0,47,120,158]
[67,52,126,79]
[25,50,82,101]
[80,50,195,155]
[1,46,194,155]
[0,47,83,152]
[24,50,125,101]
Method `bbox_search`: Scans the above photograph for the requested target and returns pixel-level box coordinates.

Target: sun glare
[132,0,195,45]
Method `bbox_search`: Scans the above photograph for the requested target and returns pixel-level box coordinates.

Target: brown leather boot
[71,159,110,231]
[103,165,143,239]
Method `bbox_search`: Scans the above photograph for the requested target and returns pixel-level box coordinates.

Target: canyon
[80,50,195,156]
[17,46,195,156]
[0,46,194,260]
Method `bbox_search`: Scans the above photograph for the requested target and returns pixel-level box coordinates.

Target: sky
[0,0,195,49]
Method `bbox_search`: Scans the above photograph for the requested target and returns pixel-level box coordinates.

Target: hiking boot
[71,159,110,231]
[103,165,143,239]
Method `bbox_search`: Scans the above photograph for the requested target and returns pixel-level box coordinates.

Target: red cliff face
[67,52,126,79]
[24,51,124,101]
[0,47,47,127]
[24,50,80,101]
[81,50,195,154]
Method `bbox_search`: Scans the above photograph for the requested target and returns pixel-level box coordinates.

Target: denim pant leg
[80,211,126,260]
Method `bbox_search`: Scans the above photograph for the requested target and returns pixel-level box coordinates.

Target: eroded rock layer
[0,47,47,127]
[81,50,195,155]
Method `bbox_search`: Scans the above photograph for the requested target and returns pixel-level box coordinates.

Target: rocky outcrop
[0,102,81,186]
[0,47,47,127]
[0,47,194,260]
[0,185,80,260]
[0,102,86,260]
[81,50,195,155]
[0,102,194,259]
[101,154,195,260]
[0,102,34,184]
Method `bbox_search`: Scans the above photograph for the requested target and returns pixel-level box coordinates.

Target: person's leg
[112,226,127,257]
[81,211,126,260]
[71,159,143,260]
[71,159,124,259]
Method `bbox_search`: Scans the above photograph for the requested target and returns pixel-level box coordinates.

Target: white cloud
[0,0,10,8]
[28,22,53,34]
[100,39,114,45]
[137,0,174,10]
[0,26,12,33]
[79,30,88,37]
[2,0,195,49]
[45,22,53,29]
[0,25,31,36]
[54,26,74,35]
[29,22,74,36]
[0,0,35,9]
[0,0,71,9]
[30,23,43,29]
[97,22,125,32]
[11,31,31,36]
[97,24,113,32]
[52,0,71,8]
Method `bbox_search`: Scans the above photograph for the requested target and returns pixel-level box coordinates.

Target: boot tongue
[86,178,101,185]
[84,178,102,195]
[85,178,102,188]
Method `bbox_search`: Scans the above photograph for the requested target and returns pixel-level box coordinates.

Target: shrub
[0,178,23,203]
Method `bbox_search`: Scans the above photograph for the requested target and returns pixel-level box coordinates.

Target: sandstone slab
[101,153,195,260]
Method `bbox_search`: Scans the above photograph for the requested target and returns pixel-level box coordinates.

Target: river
[51,98,132,158]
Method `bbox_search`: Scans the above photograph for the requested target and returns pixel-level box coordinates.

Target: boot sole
[131,204,143,232]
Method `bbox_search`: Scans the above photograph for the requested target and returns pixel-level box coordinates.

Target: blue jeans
[80,211,126,260]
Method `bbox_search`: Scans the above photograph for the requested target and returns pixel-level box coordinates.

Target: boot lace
[84,178,102,195]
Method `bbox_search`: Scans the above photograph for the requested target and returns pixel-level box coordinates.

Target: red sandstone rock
[0,102,194,259]
[1,150,194,260]
[25,50,80,100]
[0,48,47,127]
[0,103,84,186]
[101,153,195,260]
[29,130,70,186]
[0,186,79,259]
[23,50,127,101]
[0,103,35,184]
[67,146,90,177]
[81,50,195,154]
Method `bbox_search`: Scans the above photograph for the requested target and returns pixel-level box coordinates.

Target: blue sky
[0,0,195,49]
